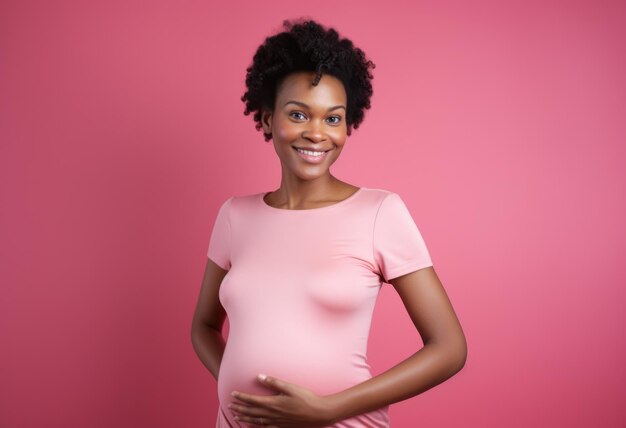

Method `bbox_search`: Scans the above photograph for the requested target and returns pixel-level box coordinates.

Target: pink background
[1,0,625,427]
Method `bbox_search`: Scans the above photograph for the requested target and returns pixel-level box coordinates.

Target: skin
[261,70,358,209]
[191,70,468,427]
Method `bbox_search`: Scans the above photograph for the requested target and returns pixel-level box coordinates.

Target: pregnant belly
[217,335,372,422]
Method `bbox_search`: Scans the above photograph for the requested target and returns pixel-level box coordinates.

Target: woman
[191,19,467,428]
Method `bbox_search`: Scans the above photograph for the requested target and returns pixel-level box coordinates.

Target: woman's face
[261,70,348,182]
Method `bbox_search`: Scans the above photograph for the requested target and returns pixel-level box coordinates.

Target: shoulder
[216,191,264,214]
[358,187,401,207]
[360,188,418,225]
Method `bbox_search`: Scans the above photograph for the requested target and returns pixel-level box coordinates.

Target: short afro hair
[241,18,376,142]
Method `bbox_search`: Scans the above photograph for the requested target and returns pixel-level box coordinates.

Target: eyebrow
[283,100,346,112]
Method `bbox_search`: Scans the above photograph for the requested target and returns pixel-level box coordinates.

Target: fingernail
[231,391,238,397]
[258,373,267,381]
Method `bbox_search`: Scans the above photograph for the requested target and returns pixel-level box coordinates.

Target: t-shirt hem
[208,254,229,271]
[383,259,433,283]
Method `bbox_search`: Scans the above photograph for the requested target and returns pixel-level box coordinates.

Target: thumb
[257,373,293,394]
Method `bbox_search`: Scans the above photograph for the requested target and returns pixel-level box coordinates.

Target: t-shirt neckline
[259,187,365,213]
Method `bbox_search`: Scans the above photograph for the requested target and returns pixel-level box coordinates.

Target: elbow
[190,322,199,344]
[454,345,467,372]
[449,336,468,373]
[446,327,468,372]
[190,318,207,342]
[191,318,222,338]
[190,317,200,337]
[428,335,467,374]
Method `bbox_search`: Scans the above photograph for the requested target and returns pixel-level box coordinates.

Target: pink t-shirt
[207,187,433,428]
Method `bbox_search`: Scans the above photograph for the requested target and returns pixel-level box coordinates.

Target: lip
[293,146,331,164]
[293,146,332,152]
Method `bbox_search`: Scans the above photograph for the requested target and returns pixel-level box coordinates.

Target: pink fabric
[207,187,433,427]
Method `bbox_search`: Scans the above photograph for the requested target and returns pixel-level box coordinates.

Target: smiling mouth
[292,147,332,154]
[292,146,333,163]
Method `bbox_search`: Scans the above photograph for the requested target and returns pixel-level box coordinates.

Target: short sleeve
[207,197,233,270]
[373,193,433,282]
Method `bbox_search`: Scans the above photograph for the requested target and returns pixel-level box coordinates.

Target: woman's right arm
[190,257,229,380]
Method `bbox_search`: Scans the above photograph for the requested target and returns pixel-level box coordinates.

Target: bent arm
[190,257,230,380]
[325,266,467,422]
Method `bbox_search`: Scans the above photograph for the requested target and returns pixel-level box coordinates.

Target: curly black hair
[241,18,376,142]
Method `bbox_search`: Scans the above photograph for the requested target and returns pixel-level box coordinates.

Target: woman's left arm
[325,265,467,422]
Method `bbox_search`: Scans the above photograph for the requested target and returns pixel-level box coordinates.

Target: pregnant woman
[191,18,467,428]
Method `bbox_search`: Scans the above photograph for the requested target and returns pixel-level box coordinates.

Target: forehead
[275,71,347,107]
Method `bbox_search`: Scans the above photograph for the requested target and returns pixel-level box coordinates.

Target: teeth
[296,148,325,157]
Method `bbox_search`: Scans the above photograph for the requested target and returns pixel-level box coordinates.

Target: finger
[233,414,276,427]
[229,403,272,418]
[231,391,274,409]
[257,374,294,395]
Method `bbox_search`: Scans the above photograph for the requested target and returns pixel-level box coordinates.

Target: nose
[301,119,327,143]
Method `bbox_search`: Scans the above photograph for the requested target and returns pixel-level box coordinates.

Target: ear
[261,109,272,135]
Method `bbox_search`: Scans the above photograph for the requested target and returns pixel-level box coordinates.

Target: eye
[327,116,342,125]
[289,111,306,120]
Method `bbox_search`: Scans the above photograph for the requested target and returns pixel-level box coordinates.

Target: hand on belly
[226,373,337,427]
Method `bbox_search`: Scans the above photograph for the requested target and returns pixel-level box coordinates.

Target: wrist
[323,391,349,424]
